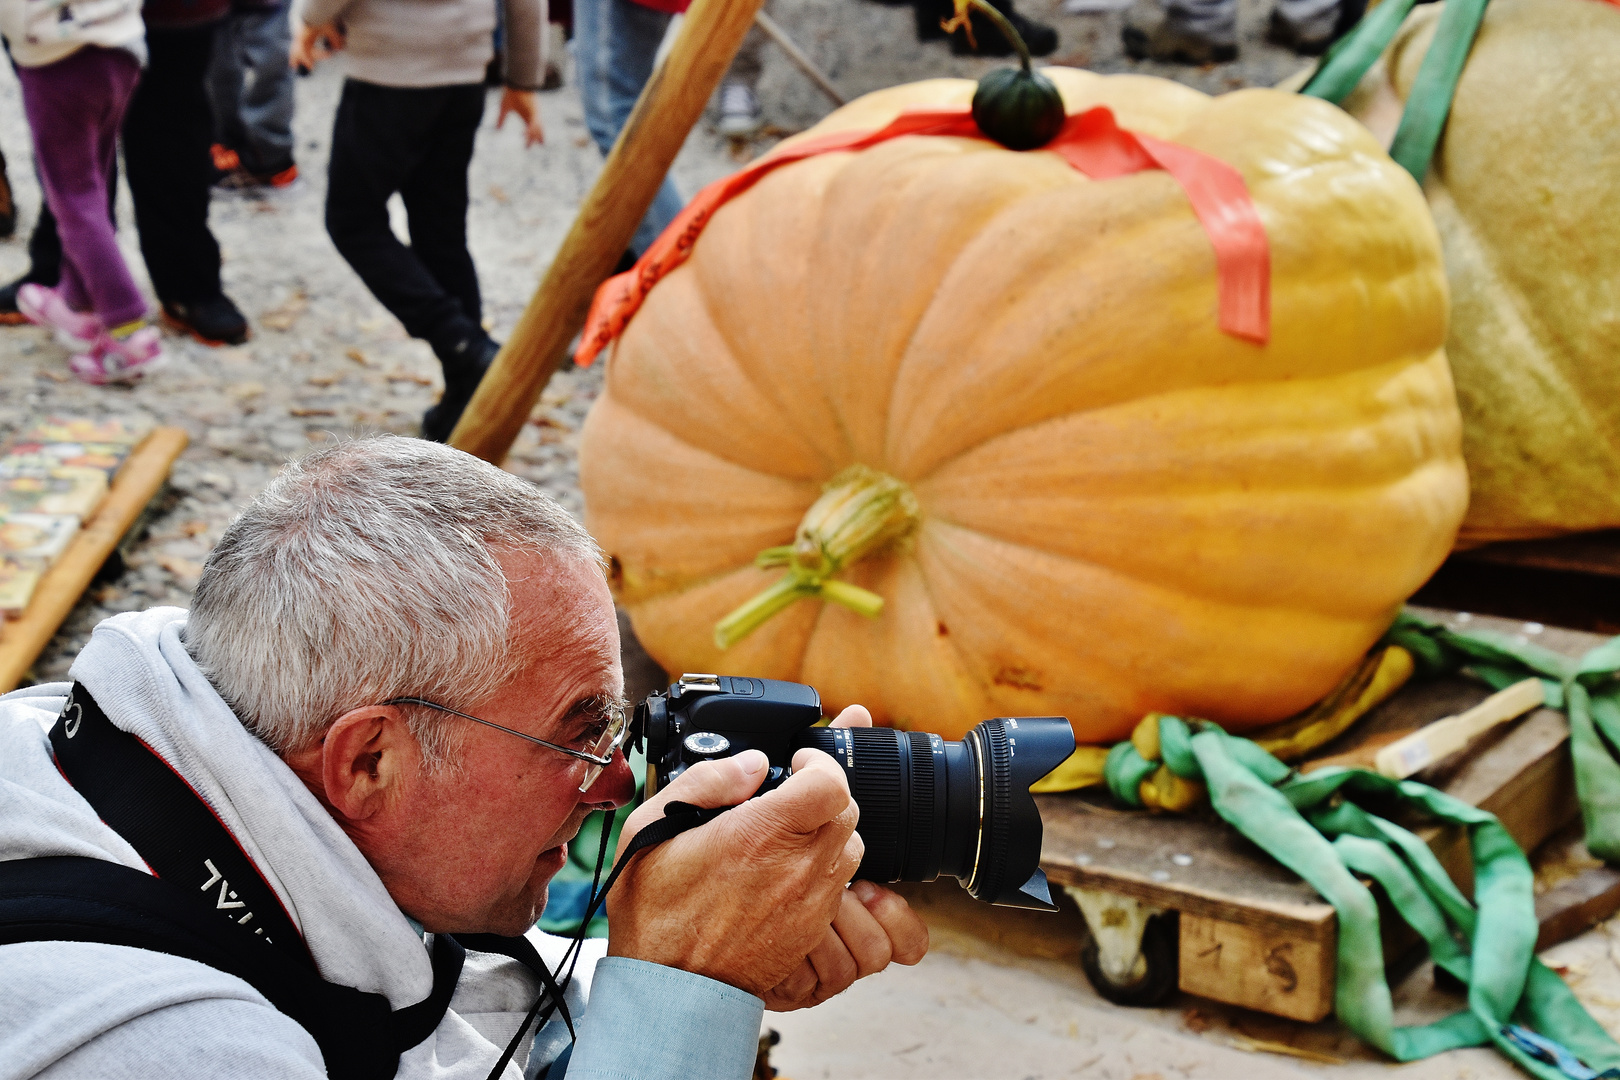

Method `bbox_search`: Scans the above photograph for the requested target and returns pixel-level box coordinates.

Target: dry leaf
[345,348,369,366]
[260,290,309,331]
[289,407,337,417]
[159,555,205,583]
[307,374,338,387]
[228,382,265,400]
[1223,1036,1345,1066]
[181,520,209,538]
[489,185,509,203]
[386,371,434,386]
[36,369,71,383]
[1182,1008,1213,1034]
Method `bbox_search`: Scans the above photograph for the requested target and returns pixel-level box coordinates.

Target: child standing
[0,0,166,383]
[292,0,545,442]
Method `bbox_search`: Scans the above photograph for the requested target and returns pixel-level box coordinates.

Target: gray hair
[185,435,602,767]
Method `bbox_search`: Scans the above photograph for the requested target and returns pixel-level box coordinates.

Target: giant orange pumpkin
[579,69,1468,744]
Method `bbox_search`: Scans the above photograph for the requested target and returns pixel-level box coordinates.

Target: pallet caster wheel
[1067,887,1179,1007]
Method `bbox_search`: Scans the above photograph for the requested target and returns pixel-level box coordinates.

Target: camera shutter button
[683,731,732,758]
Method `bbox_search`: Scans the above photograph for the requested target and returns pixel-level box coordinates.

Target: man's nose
[583,749,635,809]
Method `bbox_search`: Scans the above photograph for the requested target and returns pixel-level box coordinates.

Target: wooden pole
[450,0,769,464]
[0,427,189,692]
[754,11,845,107]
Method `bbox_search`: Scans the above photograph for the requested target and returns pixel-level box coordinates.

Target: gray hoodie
[293,0,544,90]
[0,609,764,1080]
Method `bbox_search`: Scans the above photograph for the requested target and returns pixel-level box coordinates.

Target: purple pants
[16,47,147,328]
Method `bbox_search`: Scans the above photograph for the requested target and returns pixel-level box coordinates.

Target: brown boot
[1122,0,1237,63]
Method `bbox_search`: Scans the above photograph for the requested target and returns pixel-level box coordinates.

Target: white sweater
[0,0,146,68]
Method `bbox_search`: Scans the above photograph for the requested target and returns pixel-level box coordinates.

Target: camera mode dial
[682,731,732,758]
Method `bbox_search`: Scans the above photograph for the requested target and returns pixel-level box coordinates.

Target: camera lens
[796,716,1074,909]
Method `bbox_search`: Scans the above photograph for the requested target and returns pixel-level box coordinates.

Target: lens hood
[963,716,1075,909]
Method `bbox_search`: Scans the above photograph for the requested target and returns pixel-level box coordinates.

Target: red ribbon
[576,104,1270,367]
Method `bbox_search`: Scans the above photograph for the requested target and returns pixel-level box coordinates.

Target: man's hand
[605,704,927,1003]
[759,705,927,1010]
[290,21,344,72]
[497,89,544,147]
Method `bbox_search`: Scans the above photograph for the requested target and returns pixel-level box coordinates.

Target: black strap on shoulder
[49,683,309,966]
[0,854,464,1080]
[13,684,563,1080]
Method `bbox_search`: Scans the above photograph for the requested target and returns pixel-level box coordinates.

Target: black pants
[21,25,223,304]
[124,24,224,304]
[325,79,487,360]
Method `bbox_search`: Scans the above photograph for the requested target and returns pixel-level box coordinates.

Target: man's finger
[766,958,819,1010]
[828,704,873,729]
[852,881,929,966]
[758,749,856,836]
[803,924,858,1005]
[830,887,893,978]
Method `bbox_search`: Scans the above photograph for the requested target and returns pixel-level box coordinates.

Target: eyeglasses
[383,695,628,792]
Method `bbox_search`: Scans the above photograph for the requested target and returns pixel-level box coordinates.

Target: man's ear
[320,705,422,822]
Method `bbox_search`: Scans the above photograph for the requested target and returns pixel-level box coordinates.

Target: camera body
[632,673,1075,910]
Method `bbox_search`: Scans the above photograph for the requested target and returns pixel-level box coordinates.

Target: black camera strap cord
[0,682,725,1080]
[485,800,728,1080]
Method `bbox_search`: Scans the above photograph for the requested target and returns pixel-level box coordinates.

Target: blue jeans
[572,0,684,256]
[206,5,297,175]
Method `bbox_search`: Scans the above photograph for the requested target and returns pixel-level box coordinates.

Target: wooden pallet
[1036,609,1612,1022]
[1414,531,1620,635]
[0,427,189,691]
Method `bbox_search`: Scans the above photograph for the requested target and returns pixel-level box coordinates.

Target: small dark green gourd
[959,0,1066,150]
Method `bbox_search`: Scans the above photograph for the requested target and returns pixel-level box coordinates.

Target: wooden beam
[0,427,189,691]
[449,0,768,464]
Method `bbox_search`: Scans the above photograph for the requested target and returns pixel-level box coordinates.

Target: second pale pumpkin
[581,69,1468,744]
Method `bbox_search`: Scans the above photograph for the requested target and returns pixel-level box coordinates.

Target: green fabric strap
[1300,0,1492,182]
[1385,611,1620,862]
[1102,712,1620,1075]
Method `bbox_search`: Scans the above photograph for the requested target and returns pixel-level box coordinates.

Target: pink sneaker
[69,326,166,385]
[16,283,103,352]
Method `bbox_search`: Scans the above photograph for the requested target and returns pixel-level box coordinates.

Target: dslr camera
[630,674,1075,910]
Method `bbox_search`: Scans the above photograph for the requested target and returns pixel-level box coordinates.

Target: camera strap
[4,683,565,1080]
[490,800,729,1080]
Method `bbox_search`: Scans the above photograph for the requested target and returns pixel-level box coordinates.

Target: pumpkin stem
[715,465,920,650]
[942,0,1034,73]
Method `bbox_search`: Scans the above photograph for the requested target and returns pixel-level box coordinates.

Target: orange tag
[576,105,1270,366]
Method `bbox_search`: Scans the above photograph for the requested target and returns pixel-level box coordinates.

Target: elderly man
[0,436,928,1079]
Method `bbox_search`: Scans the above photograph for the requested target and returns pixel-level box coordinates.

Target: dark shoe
[423,334,499,443]
[1122,0,1236,62]
[947,0,1059,55]
[0,147,14,240]
[162,295,250,346]
[915,0,952,40]
[1265,0,1364,55]
[215,163,300,192]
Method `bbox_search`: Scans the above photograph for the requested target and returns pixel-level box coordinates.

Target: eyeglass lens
[575,701,627,792]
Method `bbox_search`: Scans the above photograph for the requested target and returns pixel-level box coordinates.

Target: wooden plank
[448,0,768,463]
[1178,911,1335,1023]
[1038,792,1335,940]
[0,428,188,691]
[1536,867,1620,952]
[1456,530,1620,580]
